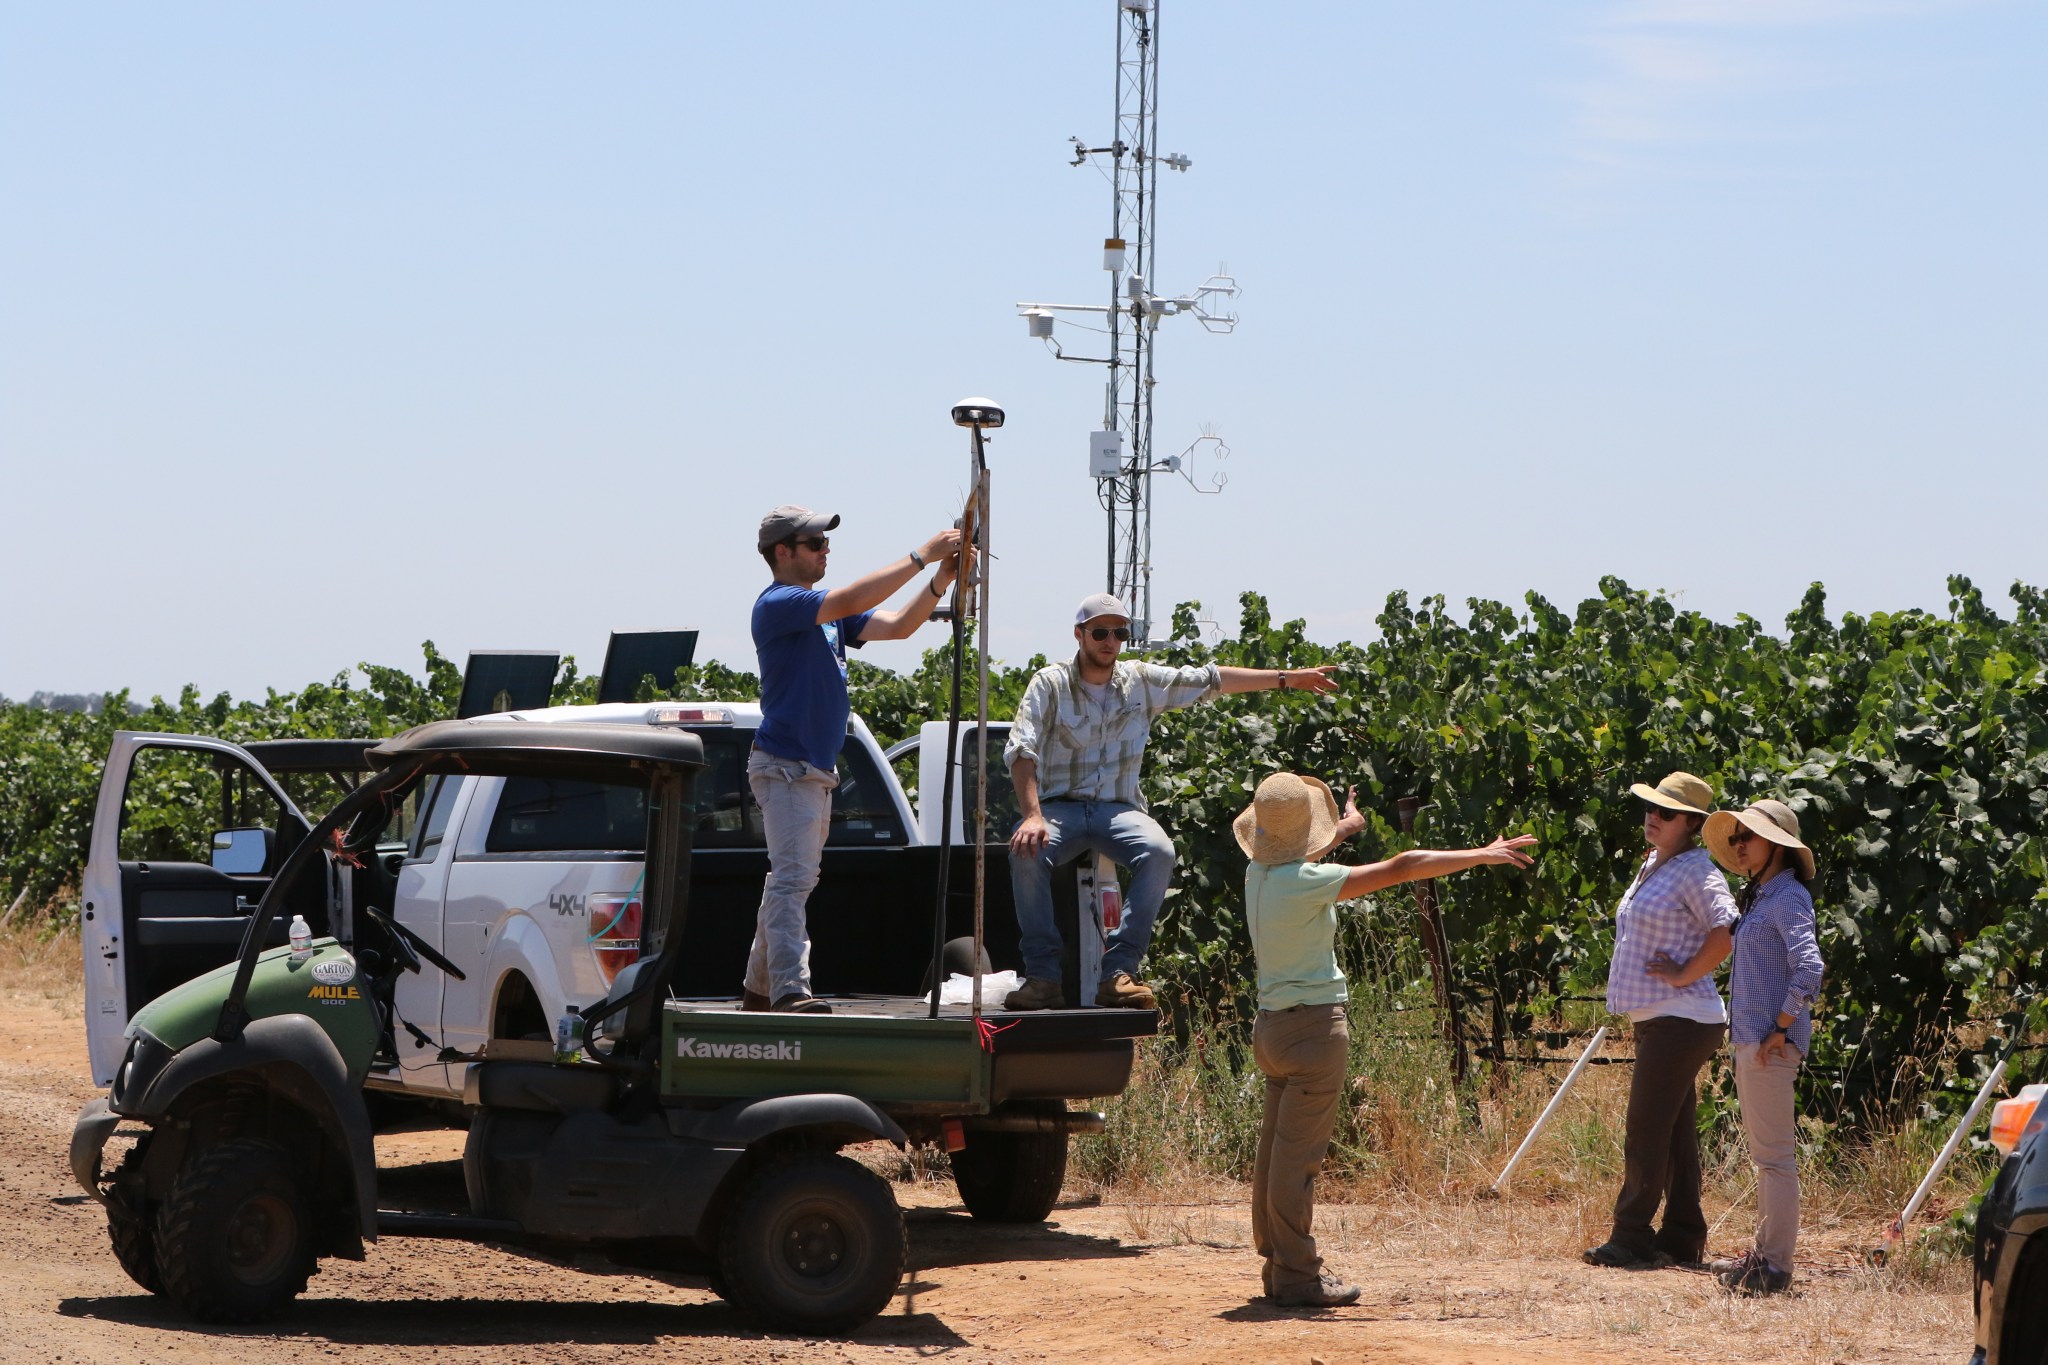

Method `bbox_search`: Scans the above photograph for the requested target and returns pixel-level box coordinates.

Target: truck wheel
[718,1153,905,1334]
[105,1144,162,1295]
[950,1100,1069,1223]
[155,1137,315,1323]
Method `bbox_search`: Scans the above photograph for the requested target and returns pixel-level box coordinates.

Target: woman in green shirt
[1237,772,1536,1308]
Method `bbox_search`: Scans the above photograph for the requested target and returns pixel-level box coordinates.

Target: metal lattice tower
[1105,1,1161,641]
[1017,0,1238,649]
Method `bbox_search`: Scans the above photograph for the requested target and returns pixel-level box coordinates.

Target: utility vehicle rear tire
[950,1100,1068,1223]
[105,1143,162,1295]
[155,1137,315,1323]
[718,1152,905,1334]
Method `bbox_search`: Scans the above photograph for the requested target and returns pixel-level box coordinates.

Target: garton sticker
[311,956,357,986]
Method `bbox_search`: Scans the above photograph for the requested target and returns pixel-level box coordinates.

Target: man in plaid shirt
[1001,593,1339,1010]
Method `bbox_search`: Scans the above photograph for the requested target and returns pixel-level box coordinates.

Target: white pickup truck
[84,702,1118,1097]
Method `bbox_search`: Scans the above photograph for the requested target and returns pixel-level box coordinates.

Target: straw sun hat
[1705,799,1816,882]
[1628,771,1713,817]
[1234,773,1340,866]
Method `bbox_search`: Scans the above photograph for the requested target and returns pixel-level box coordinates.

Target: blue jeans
[1009,799,1175,983]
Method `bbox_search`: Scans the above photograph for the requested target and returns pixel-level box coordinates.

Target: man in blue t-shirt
[746,505,965,1012]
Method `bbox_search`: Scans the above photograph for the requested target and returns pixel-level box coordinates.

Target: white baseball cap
[1074,592,1131,625]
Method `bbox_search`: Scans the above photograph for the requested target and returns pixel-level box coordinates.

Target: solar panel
[456,651,561,719]
[597,630,699,704]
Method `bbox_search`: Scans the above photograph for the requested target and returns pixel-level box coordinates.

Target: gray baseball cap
[1074,592,1131,625]
[757,505,840,552]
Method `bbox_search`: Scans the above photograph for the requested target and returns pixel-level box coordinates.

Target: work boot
[1094,971,1157,1009]
[1582,1241,1671,1270]
[1721,1259,1792,1296]
[1003,977,1065,1011]
[740,989,771,1012]
[1271,1272,1361,1308]
[771,993,831,1014]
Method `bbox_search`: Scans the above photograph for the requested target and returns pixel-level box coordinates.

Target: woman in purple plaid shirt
[1582,772,1739,1271]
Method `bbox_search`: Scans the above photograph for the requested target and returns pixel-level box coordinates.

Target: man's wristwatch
[908,549,926,570]
[1278,671,1289,691]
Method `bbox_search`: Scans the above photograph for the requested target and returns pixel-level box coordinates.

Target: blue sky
[3,1,2042,701]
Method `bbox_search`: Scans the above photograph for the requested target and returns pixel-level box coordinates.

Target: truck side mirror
[211,827,272,876]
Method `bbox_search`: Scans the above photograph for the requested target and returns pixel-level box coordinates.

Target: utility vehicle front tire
[950,1100,1069,1223]
[105,1142,162,1295]
[155,1137,315,1323]
[718,1153,905,1334]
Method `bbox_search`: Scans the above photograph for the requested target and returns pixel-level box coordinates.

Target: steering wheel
[357,904,467,981]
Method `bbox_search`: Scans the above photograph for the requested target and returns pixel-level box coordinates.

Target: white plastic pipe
[1876,1055,2007,1260]
[1490,1025,1608,1195]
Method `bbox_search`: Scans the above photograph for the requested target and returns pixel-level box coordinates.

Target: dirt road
[3,986,1966,1365]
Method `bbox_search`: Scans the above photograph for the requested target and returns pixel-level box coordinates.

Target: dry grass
[0,916,81,1009]
[1071,972,1986,1363]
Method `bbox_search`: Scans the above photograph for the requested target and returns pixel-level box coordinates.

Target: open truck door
[82,732,314,1086]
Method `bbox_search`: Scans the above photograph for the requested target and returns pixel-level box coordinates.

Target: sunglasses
[1725,827,1756,847]
[1086,626,1133,642]
[1641,803,1689,821]
[790,535,830,552]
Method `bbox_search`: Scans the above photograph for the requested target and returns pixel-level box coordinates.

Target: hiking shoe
[1721,1260,1792,1296]
[1582,1241,1671,1270]
[771,993,831,1014]
[1003,977,1065,1011]
[1094,971,1157,1009]
[1706,1249,1762,1276]
[740,989,771,1012]
[1656,1241,1708,1270]
[1272,1272,1362,1308]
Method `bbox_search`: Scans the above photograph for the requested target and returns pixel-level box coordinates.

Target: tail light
[587,894,643,985]
[1989,1083,2048,1156]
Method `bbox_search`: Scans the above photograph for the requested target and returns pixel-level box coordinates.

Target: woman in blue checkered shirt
[1582,772,1739,1271]
[1703,799,1825,1296]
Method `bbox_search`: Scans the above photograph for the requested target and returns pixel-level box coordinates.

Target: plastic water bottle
[554,1006,583,1063]
[288,915,313,960]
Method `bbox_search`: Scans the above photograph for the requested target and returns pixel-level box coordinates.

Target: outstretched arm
[1339,834,1537,899]
[816,527,963,625]
[1217,665,1341,696]
[864,539,975,640]
[1309,786,1366,860]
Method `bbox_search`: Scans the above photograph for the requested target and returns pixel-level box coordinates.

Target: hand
[1010,812,1052,858]
[937,539,977,590]
[1341,785,1360,824]
[1286,665,1342,695]
[920,527,965,566]
[1760,1029,1794,1061]
[1645,951,1681,981]
[1476,833,1538,868]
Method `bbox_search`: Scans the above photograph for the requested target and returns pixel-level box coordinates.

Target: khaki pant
[1252,1003,1350,1295]
[1733,1041,1803,1275]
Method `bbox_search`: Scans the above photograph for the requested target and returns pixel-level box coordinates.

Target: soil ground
[1,983,1972,1365]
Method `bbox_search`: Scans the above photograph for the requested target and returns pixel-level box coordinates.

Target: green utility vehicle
[71,719,1154,1334]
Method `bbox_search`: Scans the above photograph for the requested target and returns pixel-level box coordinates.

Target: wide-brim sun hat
[1627,771,1713,817]
[1234,772,1340,866]
[1705,799,1816,882]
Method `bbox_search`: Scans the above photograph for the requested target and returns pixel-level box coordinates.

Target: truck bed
[659,996,1155,1114]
